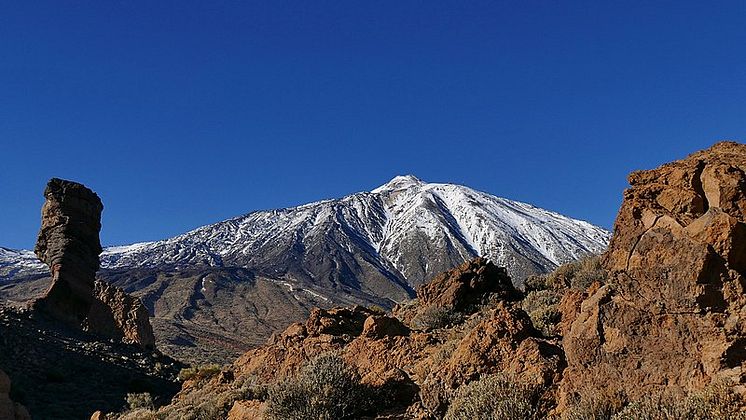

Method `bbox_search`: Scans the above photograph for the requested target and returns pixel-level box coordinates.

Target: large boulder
[395,257,521,328]
[560,141,746,408]
[416,257,519,311]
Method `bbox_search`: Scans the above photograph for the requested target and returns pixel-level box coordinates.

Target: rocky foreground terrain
[94,141,746,419]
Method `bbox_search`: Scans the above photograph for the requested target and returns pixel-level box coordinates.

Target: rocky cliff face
[560,141,746,406]
[31,178,155,349]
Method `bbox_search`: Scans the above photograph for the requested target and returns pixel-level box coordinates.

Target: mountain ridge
[95,176,608,284]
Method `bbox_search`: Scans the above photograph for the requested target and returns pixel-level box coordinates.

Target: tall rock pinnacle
[33,178,104,324]
[31,178,155,348]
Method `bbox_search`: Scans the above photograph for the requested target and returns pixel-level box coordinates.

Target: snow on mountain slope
[0,247,46,280]
[1,176,610,288]
[92,175,609,288]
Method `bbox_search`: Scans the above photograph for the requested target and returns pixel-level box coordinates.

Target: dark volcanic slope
[0,307,182,420]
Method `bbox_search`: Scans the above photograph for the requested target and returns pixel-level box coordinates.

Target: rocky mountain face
[107,142,746,419]
[1,176,609,363]
[559,141,746,408]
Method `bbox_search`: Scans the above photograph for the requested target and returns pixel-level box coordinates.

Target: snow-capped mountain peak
[372,175,424,193]
[93,176,609,289]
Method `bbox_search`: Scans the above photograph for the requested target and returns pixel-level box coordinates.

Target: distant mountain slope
[97,175,608,288]
[0,176,609,362]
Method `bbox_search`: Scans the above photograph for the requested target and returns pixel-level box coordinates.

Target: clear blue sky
[2,1,745,249]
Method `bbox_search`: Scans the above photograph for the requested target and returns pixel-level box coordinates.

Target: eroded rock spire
[33,178,103,324]
[32,178,155,349]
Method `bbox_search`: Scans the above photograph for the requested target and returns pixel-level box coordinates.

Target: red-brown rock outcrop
[153,258,561,419]
[560,141,746,408]
[86,280,156,349]
[416,257,519,311]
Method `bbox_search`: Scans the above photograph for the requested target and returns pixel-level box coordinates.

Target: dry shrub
[522,256,606,336]
[413,305,462,330]
[545,256,606,291]
[444,374,537,420]
[126,393,154,410]
[613,382,746,420]
[265,353,374,420]
[178,364,222,382]
[563,382,746,420]
[562,391,621,420]
[521,289,563,336]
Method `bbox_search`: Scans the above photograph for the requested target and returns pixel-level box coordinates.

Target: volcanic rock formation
[31,178,155,349]
[33,178,104,324]
[560,141,746,407]
[87,280,156,349]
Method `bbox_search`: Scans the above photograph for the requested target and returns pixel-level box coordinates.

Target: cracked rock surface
[559,141,746,407]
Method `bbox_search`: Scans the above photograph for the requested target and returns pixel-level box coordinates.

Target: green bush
[524,274,550,292]
[366,304,388,314]
[265,353,374,420]
[444,374,536,420]
[413,305,463,330]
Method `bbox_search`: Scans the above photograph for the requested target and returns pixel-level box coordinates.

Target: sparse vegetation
[521,289,563,336]
[562,390,622,420]
[178,364,222,382]
[413,305,463,330]
[126,392,154,410]
[265,353,374,420]
[366,304,388,314]
[150,373,267,420]
[444,374,537,420]
[545,255,606,291]
[522,255,606,336]
[561,382,746,420]
[612,382,746,420]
